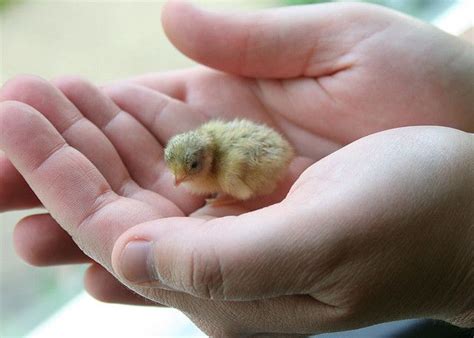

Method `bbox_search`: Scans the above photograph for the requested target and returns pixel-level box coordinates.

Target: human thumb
[111,200,329,301]
[161,0,372,78]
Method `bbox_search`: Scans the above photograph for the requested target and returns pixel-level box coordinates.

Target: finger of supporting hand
[0,100,125,263]
[54,76,164,189]
[53,76,188,213]
[103,83,206,211]
[0,153,41,211]
[103,83,207,145]
[119,69,191,101]
[0,75,137,197]
[84,263,163,306]
[14,213,91,266]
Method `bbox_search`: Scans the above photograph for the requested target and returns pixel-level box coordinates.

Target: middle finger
[56,76,202,214]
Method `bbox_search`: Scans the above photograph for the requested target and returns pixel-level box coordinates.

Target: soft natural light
[432,0,473,35]
[1,0,472,336]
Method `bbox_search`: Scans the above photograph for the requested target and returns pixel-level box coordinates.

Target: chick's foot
[206,194,239,207]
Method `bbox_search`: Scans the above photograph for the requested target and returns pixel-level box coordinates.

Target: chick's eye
[190,161,198,169]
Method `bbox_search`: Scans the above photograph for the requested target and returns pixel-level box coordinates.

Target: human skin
[0,1,473,335]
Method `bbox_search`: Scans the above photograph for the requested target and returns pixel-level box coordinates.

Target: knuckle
[182,247,226,300]
[329,294,370,328]
[101,82,132,101]
[53,75,93,97]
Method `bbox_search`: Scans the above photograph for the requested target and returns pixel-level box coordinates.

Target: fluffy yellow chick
[164,119,294,203]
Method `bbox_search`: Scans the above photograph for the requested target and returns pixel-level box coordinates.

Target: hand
[113,126,473,332]
[3,0,473,212]
[1,98,473,333]
[1,0,473,335]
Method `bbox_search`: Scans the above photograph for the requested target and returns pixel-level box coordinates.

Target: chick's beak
[174,174,188,186]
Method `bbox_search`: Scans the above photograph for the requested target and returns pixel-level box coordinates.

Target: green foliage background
[280,0,455,21]
[0,0,13,10]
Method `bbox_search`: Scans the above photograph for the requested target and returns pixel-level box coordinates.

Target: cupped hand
[2,96,473,333]
[3,1,474,212]
[1,0,473,335]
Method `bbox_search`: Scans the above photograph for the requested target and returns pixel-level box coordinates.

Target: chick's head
[164,131,213,186]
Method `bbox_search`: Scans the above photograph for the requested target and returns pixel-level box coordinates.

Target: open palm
[1,1,473,335]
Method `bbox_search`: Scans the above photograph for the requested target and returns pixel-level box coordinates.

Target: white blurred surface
[27,291,204,337]
[432,0,473,35]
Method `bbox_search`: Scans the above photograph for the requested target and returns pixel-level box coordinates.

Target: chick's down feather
[164,119,294,200]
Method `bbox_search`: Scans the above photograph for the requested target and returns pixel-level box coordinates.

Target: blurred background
[0,0,472,337]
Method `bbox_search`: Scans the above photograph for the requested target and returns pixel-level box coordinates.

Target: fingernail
[120,240,156,283]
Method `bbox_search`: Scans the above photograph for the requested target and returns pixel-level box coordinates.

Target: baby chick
[164,119,294,203]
